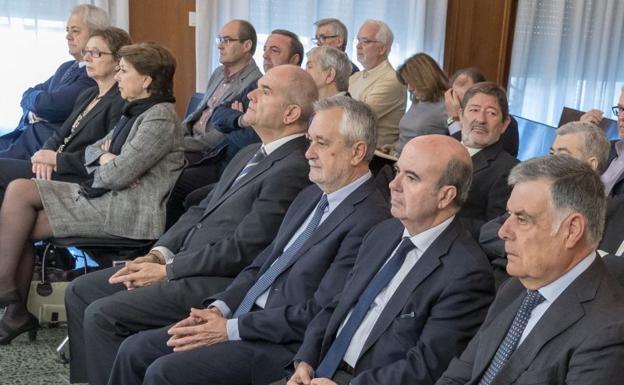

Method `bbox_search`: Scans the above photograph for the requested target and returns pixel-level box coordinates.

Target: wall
[129,0,196,118]
[444,0,517,88]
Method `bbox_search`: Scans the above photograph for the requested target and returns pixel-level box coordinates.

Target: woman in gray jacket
[0,42,185,344]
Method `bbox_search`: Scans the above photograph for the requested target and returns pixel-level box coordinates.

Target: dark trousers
[268,369,353,385]
[64,266,233,385]
[110,325,294,385]
[0,122,55,160]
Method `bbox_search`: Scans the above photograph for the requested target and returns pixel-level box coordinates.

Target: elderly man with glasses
[348,19,406,147]
[313,18,359,74]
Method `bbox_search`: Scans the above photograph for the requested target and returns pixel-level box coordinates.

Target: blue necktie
[315,237,416,378]
[479,290,545,385]
[233,194,329,317]
[233,147,267,186]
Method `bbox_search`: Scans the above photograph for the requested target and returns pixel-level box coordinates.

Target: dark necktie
[315,237,416,378]
[232,147,267,187]
[478,290,545,385]
[233,194,330,317]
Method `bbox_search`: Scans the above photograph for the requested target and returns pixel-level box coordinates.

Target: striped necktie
[232,147,267,186]
[479,290,545,385]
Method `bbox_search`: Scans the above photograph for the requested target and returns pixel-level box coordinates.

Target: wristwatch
[446,116,457,127]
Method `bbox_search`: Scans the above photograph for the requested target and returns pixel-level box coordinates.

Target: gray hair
[71,4,110,33]
[306,46,351,91]
[314,18,348,51]
[314,95,378,162]
[556,122,611,174]
[363,19,393,51]
[437,158,473,209]
[508,155,606,246]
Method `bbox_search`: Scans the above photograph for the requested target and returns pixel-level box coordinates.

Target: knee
[83,297,117,333]
[5,178,38,205]
[117,332,144,362]
[144,355,178,385]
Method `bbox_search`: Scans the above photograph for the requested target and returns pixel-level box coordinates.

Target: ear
[587,156,599,172]
[325,68,337,85]
[242,39,253,54]
[500,115,511,134]
[282,104,302,125]
[562,213,586,249]
[437,185,457,210]
[143,75,153,91]
[350,141,367,165]
[289,54,301,65]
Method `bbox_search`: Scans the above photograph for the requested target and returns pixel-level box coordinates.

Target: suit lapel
[472,142,501,174]
[69,86,119,140]
[357,220,459,357]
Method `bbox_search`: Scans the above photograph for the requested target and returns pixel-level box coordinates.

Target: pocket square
[399,311,415,319]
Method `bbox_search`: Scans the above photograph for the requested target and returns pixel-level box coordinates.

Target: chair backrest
[184,92,205,119]
[513,115,556,161]
[558,106,619,140]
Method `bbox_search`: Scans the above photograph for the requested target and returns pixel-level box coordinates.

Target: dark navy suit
[0,60,96,159]
[107,178,391,385]
[294,217,495,385]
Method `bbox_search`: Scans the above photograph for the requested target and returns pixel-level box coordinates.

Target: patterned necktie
[233,194,330,317]
[478,290,545,385]
[232,147,267,186]
[315,238,416,378]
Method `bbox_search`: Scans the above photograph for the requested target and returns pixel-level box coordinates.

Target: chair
[558,106,620,140]
[184,92,205,118]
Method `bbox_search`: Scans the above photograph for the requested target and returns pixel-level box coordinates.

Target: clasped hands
[287,361,337,385]
[166,307,228,351]
[108,251,167,289]
[31,149,57,180]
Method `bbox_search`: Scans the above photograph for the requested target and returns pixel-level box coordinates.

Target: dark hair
[235,19,257,55]
[271,29,304,65]
[118,42,176,97]
[89,27,132,58]
[437,157,473,208]
[450,67,486,85]
[461,81,509,120]
[397,52,448,103]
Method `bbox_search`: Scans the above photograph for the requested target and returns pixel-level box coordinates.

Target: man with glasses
[313,18,359,74]
[348,19,406,147]
[580,86,624,196]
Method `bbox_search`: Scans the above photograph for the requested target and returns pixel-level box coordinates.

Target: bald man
[65,65,318,385]
[285,136,495,385]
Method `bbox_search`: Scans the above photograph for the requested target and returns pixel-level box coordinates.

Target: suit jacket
[605,140,624,197]
[459,141,519,238]
[599,195,624,255]
[183,60,262,152]
[0,60,96,159]
[78,102,185,239]
[158,136,312,280]
[206,180,390,384]
[41,84,124,181]
[349,60,407,146]
[436,257,624,385]
[295,217,495,385]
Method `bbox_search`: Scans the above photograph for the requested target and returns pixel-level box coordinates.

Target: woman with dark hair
[0,27,132,203]
[382,52,449,156]
[0,42,185,344]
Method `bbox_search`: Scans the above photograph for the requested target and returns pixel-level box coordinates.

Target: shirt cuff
[208,300,232,318]
[152,246,175,265]
[226,318,241,341]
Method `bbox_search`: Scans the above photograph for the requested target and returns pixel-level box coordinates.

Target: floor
[0,309,78,385]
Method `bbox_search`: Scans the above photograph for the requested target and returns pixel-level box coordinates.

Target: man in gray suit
[183,19,262,154]
[437,155,624,385]
[64,65,318,385]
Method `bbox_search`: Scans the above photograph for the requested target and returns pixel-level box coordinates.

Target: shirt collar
[325,171,372,212]
[223,59,254,82]
[262,133,305,155]
[402,215,454,254]
[537,252,596,303]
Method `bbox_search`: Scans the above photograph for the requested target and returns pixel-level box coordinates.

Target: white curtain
[508,0,624,127]
[195,0,447,92]
[0,0,128,131]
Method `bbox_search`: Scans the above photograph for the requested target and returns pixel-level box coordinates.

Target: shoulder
[443,220,492,272]
[141,102,178,120]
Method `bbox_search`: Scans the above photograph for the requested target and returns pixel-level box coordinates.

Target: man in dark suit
[312,18,359,74]
[105,96,391,385]
[437,155,624,385]
[63,65,318,385]
[0,4,109,159]
[284,135,495,385]
[455,82,519,238]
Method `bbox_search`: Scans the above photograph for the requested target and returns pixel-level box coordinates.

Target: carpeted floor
[0,309,76,385]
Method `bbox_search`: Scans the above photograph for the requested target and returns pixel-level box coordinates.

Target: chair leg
[57,335,69,364]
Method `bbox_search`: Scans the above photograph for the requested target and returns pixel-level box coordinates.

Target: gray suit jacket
[436,257,624,385]
[82,102,185,239]
[183,60,262,152]
[158,136,311,281]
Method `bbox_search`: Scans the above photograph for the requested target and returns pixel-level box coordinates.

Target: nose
[388,172,401,192]
[262,49,270,60]
[305,140,317,160]
[498,215,513,241]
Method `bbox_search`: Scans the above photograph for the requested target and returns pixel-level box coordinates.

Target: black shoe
[0,289,19,308]
[0,314,39,345]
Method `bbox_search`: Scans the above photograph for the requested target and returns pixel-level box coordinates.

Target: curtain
[195,0,447,92]
[0,0,128,132]
[508,0,624,127]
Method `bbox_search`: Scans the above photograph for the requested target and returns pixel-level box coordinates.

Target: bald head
[272,65,319,123]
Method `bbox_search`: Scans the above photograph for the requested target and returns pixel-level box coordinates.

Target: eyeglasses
[215,36,243,45]
[612,105,624,116]
[81,48,113,58]
[356,37,381,45]
[312,34,339,45]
